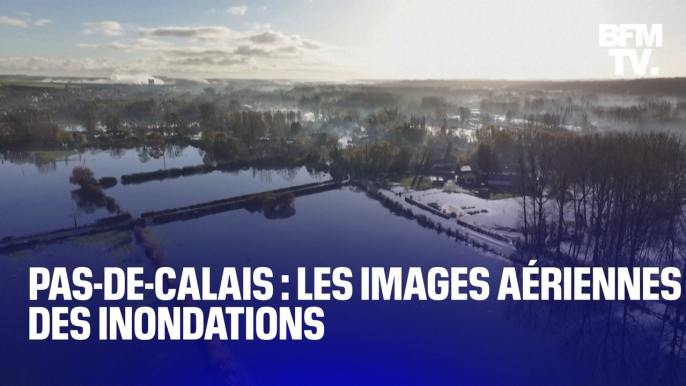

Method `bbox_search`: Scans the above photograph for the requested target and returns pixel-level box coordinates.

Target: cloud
[247,30,324,50]
[82,21,123,36]
[6,22,336,78]
[139,26,242,40]
[227,5,248,15]
[0,56,115,73]
[0,16,29,28]
[249,31,285,44]
[235,45,275,57]
[167,56,248,67]
[35,19,52,26]
[301,40,324,50]
[166,48,234,57]
[76,38,171,52]
[161,46,252,67]
[251,23,271,31]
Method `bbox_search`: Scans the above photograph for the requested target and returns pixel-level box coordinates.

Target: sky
[0,0,684,82]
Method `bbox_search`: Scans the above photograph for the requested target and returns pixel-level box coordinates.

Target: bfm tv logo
[599,24,662,76]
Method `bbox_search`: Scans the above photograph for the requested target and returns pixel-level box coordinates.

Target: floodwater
[0,146,327,236]
[0,146,681,385]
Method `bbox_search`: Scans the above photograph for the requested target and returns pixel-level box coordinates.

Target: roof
[460,165,472,173]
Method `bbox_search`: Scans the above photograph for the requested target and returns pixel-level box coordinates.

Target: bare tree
[68,208,81,229]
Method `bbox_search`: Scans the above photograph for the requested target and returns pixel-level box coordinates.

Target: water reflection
[503,279,686,385]
[2,186,686,385]
[70,187,119,214]
[276,167,299,182]
[0,145,210,238]
[3,144,684,385]
[136,144,165,163]
[245,192,297,220]
[107,147,127,159]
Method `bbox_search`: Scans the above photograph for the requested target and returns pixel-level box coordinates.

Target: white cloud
[166,48,234,57]
[0,16,29,28]
[0,56,115,73]
[5,22,336,79]
[167,56,248,67]
[35,19,52,26]
[139,26,242,40]
[82,21,123,36]
[249,30,286,44]
[235,45,275,57]
[246,30,325,53]
[227,5,248,15]
[251,23,271,31]
[76,38,171,52]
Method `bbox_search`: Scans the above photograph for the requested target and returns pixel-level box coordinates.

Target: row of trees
[507,129,686,384]
[514,129,686,270]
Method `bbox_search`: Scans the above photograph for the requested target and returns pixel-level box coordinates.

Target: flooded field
[0,146,682,385]
[1,186,605,385]
[0,146,327,236]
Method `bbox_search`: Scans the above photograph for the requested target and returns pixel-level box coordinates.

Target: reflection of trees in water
[1,150,33,164]
[263,205,295,220]
[245,192,297,220]
[136,144,165,163]
[647,303,686,386]
[503,277,686,385]
[36,160,57,174]
[108,147,126,158]
[147,144,164,160]
[137,146,150,163]
[70,188,119,214]
[277,167,299,182]
[0,149,72,174]
[198,147,215,164]
[165,143,184,158]
[219,170,241,177]
[60,155,73,169]
[305,164,328,180]
[254,168,273,183]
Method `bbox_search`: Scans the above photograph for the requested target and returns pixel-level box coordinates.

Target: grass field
[32,149,79,162]
[398,175,434,190]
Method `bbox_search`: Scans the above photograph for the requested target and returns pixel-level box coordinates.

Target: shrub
[98,176,118,189]
[70,166,98,188]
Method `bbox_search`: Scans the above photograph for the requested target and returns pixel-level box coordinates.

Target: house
[432,160,457,179]
[459,165,477,184]
[463,172,477,185]
[486,169,522,188]
[430,176,446,187]
[487,176,512,186]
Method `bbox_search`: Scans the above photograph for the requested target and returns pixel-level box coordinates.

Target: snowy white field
[389,185,522,237]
